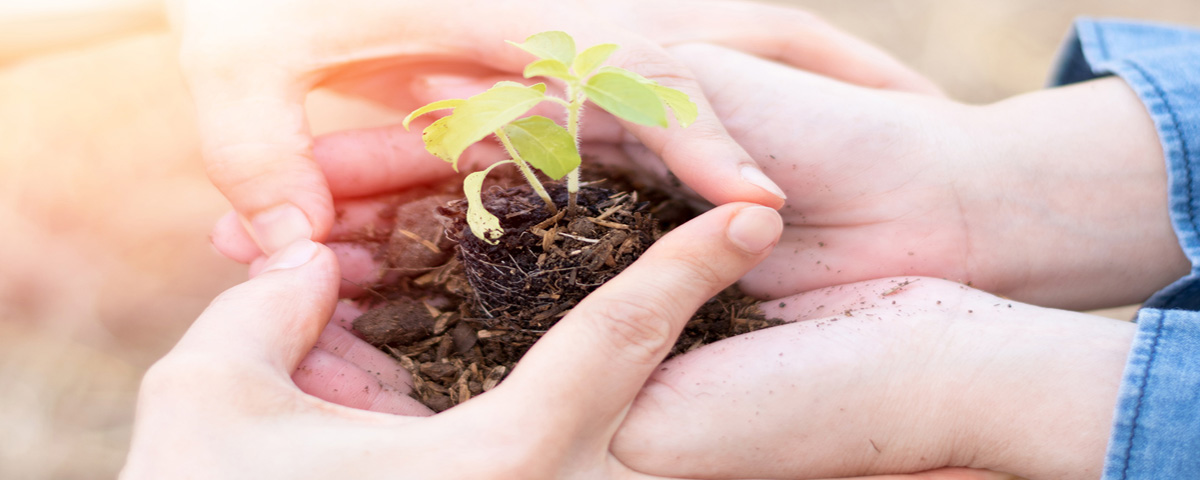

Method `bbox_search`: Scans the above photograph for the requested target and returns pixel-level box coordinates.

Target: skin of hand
[175,0,941,257]
[121,203,783,480]
[652,43,1187,311]
[611,276,1135,480]
[214,38,1186,311]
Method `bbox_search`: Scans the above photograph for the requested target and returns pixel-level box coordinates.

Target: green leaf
[463,160,515,244]
[507,31,576,65]
[430,83,547,168]
[582,71,667,127]
[596,65,650,83]
[648,84,698,128]
[503,116,580,180]
[572,43,618,77]
[523,59,573,81]
[403,99,465,130]
[595,67,696,127]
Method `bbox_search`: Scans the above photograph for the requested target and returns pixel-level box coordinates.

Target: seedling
[403,31,697,244]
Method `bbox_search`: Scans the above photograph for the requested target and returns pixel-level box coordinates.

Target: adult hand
[177,0,939,257]
[612,276,1135,480]
[121,203,783,479]
[656,43,1186,310]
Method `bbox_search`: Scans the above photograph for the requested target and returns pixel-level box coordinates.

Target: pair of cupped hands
[124,1,1189,479]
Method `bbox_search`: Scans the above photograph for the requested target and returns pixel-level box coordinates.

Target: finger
[314,323,413,394]
[311,114,507,199]
[818,469,1019,480]
[328,242,384,298]
[293,348,432,416]
[211,210,262,263]
[759,277,929,323]
[597,38,787,208]
[612,278,974,479]
[496,204,782,441]
[611,312,914,478]
[621,0,942,95]
[330,301,366,332]
[187,75,332,254]
[173,239,338,374]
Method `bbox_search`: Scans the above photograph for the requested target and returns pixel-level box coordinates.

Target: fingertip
[738,165,787,204]
[727,205,783,255]
[212,210,263,263]
[327,242,384,298]
[247,203,317,255]
[331,301,366,332]
[177,239,340,375]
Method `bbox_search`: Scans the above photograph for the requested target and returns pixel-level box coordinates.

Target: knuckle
[202,141,314,197]
[667,249,727,288]
[609,46,698,88]
[586,294,677,366]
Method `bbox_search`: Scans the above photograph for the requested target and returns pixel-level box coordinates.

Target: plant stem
[565,83,584,211]
[495,128,557,214]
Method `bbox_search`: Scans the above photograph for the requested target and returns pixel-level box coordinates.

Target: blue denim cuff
[1050,18,1200,479]
[1106,308,1200,479]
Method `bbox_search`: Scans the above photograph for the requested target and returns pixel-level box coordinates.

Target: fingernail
[740,165,787,200]
[250,204,313,254]
[261,239,319,273]
[727,206,783,254]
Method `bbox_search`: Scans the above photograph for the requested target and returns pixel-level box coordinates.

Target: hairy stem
[496,129,557,214]
[565,83,584,210]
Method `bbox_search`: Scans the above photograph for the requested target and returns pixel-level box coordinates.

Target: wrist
[955,309,1134,479]
[959,77,1187,309]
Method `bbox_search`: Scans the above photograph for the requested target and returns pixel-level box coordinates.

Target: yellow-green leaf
[582,72,667,127]
[435,83,547,167]
[503,116,580,180]
[648,84,697,128]
[573,43,618,77]
[463,160,514,244]
[506,31,576,65]
[494,80,547,93]
[524,59,573,81]
[422,116,454,165]
[403,99,465,130]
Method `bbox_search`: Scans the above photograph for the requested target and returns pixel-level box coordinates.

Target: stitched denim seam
[1121,59,1196,308]
[1120,310,1165,480]
[1113,58,1188,478]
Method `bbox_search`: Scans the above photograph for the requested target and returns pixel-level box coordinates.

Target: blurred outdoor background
[1,1,1197,478]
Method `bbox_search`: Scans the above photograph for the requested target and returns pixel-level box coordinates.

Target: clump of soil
[349,167,781,412]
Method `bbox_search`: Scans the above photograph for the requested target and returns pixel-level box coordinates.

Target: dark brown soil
[348,167,781,412]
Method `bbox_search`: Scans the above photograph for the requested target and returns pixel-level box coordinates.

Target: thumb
[183,59,331,254]
[494,203,782,443]
[172,239,340,374]
[604,40,788,208]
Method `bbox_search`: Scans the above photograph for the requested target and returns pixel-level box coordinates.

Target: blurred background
[1,1,1197,478]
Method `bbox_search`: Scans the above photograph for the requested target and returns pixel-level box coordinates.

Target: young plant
[403,31,697,244]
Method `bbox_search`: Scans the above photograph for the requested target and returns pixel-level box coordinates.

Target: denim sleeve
[1049,18,1200,480]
